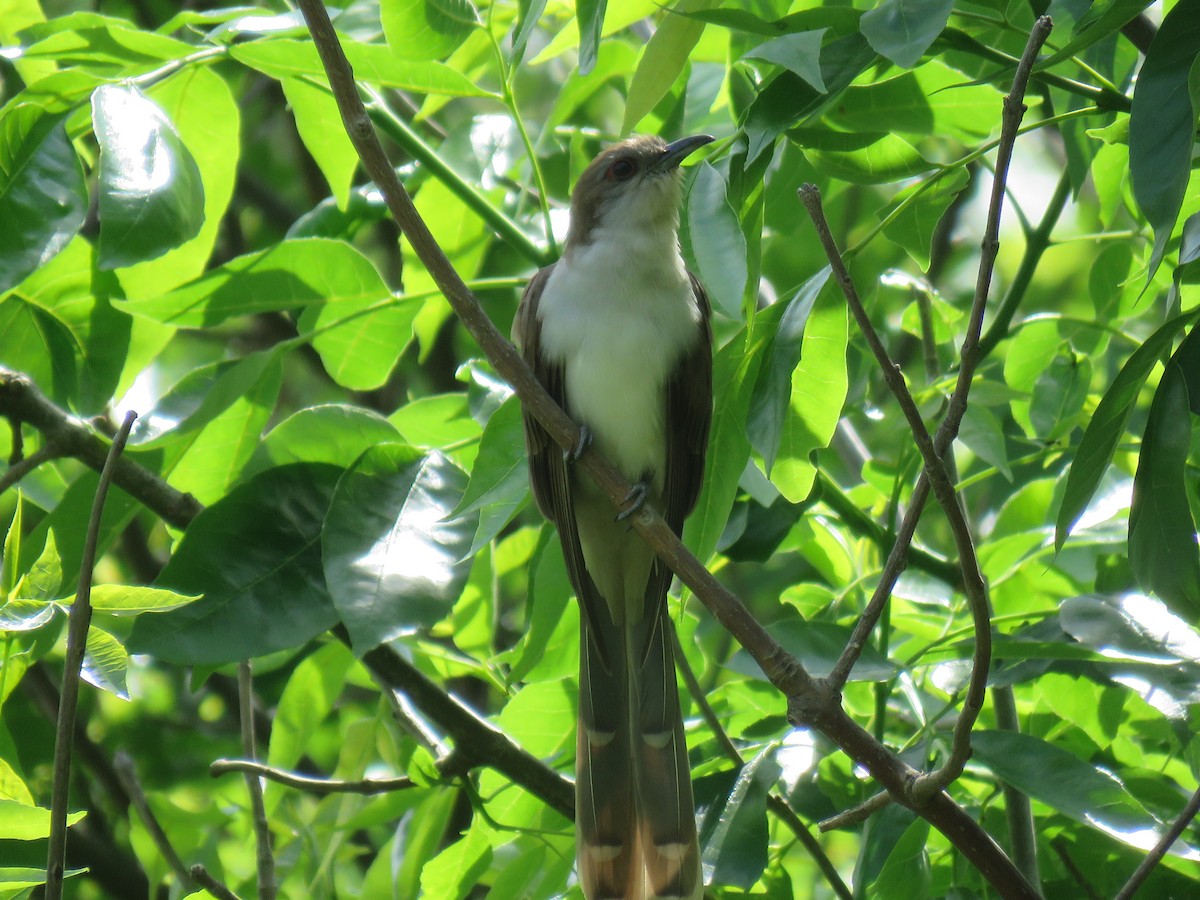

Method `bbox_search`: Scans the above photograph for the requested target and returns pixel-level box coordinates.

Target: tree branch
[0,369,202,529]
[237,661,276,900]
[211,758,417,795]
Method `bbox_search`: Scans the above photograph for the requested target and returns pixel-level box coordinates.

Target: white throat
[536,226,701,488]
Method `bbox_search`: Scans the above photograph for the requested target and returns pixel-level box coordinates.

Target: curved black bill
[653,134,715,172]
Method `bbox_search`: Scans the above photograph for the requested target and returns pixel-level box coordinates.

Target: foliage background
[1,0,1199,897]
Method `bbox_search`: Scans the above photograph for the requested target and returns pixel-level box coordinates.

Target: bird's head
[565,134,713,251]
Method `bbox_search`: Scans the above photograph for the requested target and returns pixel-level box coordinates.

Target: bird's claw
[615,482,648,522]
[564,425,593,463]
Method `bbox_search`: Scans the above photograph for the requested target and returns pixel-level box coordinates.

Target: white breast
[537,230,701,488]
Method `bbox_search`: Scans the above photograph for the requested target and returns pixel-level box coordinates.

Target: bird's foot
[564,425,593,463]
[615,481,648,522]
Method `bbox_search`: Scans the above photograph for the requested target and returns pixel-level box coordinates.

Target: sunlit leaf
[323,444,475,652]
[92,84,205,270]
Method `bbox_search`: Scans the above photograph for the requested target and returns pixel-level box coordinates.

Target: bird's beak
[651,134,714,174]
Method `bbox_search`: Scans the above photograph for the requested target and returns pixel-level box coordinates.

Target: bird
[513,134,714,900]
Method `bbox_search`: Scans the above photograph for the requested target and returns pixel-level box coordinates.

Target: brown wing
[644,271,713,615]
[513,266,613,664]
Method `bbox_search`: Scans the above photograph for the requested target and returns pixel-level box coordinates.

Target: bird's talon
[564,425,593,463]
[615,482,648,522]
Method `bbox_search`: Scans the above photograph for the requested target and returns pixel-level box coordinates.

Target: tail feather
[576,607,701,899]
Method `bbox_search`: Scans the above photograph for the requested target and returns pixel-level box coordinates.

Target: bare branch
[190,864,242,900]
[46,410,137,900]
[211,758,417,795]
[238,661,275,900]
[0,369,202,528]
[114,751,195,891]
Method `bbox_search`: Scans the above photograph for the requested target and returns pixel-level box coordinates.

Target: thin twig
[801,16,1053,804]
[238,661,275,900]
[45,410,136,900]
[113,751,195,891]
[211,759,417,795]
[0,440,64,495]
[1115,784,1200,900]
[190,864,243,900]
[800,184,992,793]
[819,791,891,832]
[1050,837,1102,900]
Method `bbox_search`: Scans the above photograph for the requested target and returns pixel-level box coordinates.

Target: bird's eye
[608,158,637,181]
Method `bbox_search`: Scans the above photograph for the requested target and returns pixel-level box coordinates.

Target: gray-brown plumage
[513,135,714,899]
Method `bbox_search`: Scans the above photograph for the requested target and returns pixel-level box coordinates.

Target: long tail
[576,605,701,900]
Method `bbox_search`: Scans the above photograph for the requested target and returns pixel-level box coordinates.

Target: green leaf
[697,745,780,888]
[323,444,476,652]
[973,729,1200,859]
[381,0,476,61]
[165,353,282,505]
[0,103,86,293]
[128,464,342,664]
[421,819,493,899]
[958,403,1012,481]
[1128,358,1200,620]
[453,397,529,556]
[502,527,574,684]
[82,624,128,699]
[870,816,931,900]
[250,404,401,474]
[280,77,357,208]
[1128,0,1200,281]
[860,0,953,69]
[12,529,61,602]
[742,31,875,164]
[0,293,77,402]
[1056,311,1200,550]
[81,584,201,615]
[230,38,488,97]
[1030,347,1091,441]
[575,0,607,74]
[685,161,747,319]
[744,30,827,92]
[299,294,421,392]
[11,237,130,414]
[0,798,84,839]
[91,84,206,270]
[621,0,715,134]
[0,600,55,632]
[803,131,934,185]
[878,168,969,268]
[746,267,827,471]
[129,350,282,447]
[683,326,761,563]
[1060,593,1200,666]
[120,238,392,327]
[0,867,85,889]
[116,66,241,300]
[770,275,848,502]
